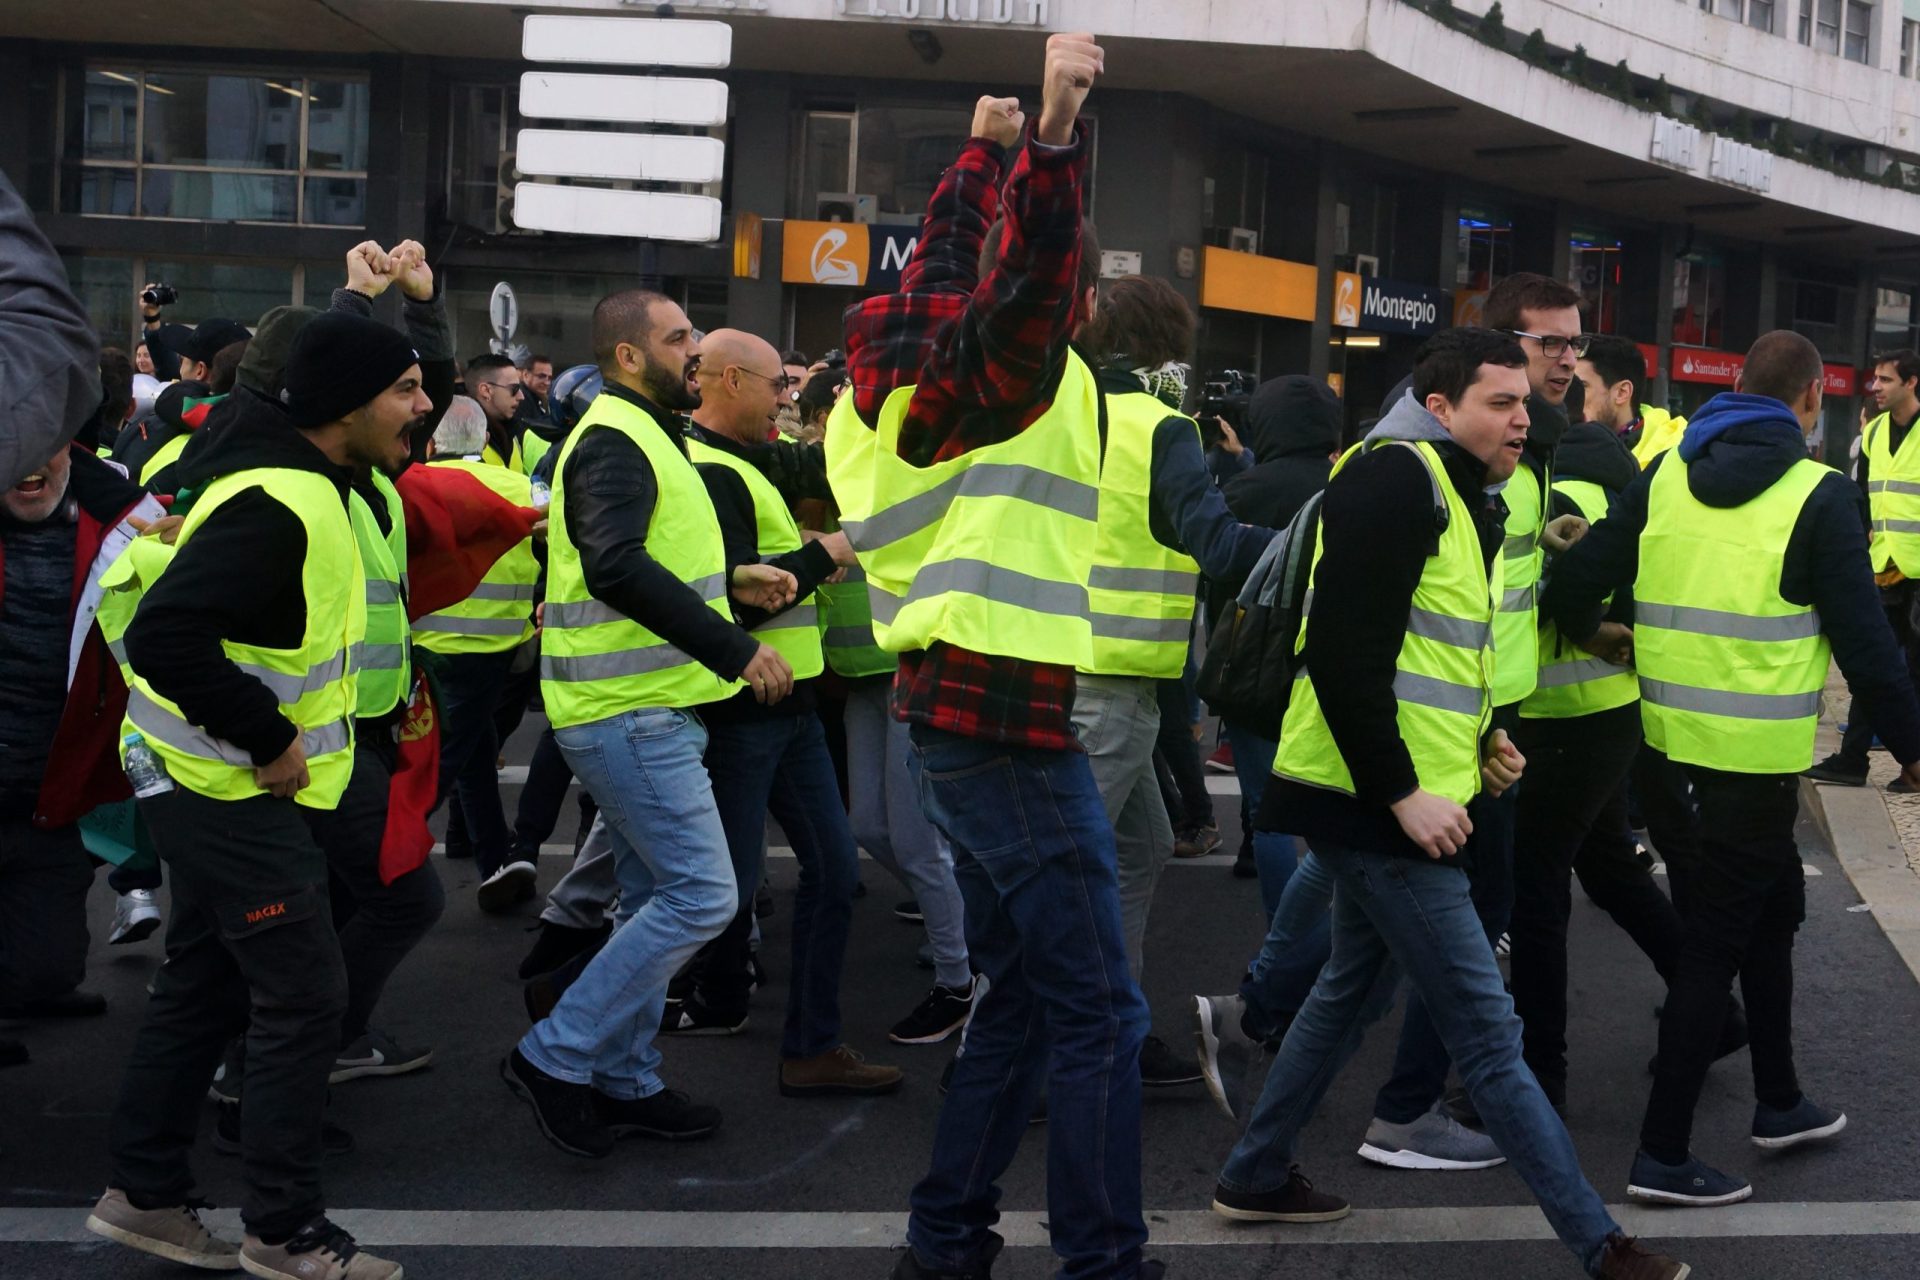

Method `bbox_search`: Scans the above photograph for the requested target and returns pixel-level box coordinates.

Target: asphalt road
[5,717,1919,1279]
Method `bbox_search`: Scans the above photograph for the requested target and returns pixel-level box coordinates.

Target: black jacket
[1258,424,1507,862]
[113,380,210,488]
[559,382,758,684]
[1543,395,1920,769]
[122,389,352,768]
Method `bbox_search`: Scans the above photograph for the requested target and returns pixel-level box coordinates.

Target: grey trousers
[540,811,617,931]
[1070,673,1174,986]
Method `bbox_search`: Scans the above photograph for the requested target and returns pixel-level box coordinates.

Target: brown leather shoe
[779,1044,904,1097]
[1595,1234,1691,1280]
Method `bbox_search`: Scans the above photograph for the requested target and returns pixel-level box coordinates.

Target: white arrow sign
[515,130,726,184]
[521,14,733,67]
[510,184,722,242]
[519,71,728,127]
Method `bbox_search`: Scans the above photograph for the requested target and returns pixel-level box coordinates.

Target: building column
[726,73,791,344]
[1309,154,1339,384]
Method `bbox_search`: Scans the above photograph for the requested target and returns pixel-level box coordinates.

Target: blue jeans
[699,711,859,1059]
[905,725,1150,1280]
[1222,842,1619,1276]
[1239,848,1334,1045]
[518,706,735,1100]
[1222,719,1301,919]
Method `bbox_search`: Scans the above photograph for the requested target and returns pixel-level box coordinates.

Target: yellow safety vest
[815,564,894,678]
[139,433,189,488]
[825,350,1103,666]
[1635,454,1832,774]
[412,458,540,656]
[686,436,825,681]
[1082,389,1202,678]
[97,534,176,682]
[482,433,525,475]
[1861,410,1920,576]
[1273,440,1500,805]
[120,467,365,809]
[349,470,411,719]
[1632,407,1687,470]
[540,394,742,727]
[1491,458,1545,706]
[1519,478,1637,720]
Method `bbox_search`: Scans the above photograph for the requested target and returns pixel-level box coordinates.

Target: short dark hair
[530,353,553,370]
[1580,333,1645,408]
[1740,330,1824,407]
[591,288,676,374]
[466,352,518,382]
[979,216,1102,300]
[1873,348,1920,387]
[98,346,134,426]
[781,349,809,368]
[1412,328,1529,406]
[209,339,249,395]
[1483,272,1583,332]
[1079,275,1194,370]
[797,367,846,425]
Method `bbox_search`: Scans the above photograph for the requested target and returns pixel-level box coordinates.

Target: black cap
[282,312,420,429]
[161,317,252,367]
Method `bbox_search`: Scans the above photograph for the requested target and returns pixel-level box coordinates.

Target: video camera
[1195,369,1257,449]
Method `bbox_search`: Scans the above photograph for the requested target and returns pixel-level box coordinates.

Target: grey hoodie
[0,169,101,487]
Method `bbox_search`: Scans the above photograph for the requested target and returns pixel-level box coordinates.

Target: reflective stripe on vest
[686,436,825,681]
[1490,459,1544,706]
[1634,454,1832,774]
[120,466,365,808]
[824,351,1102,666]
[348,470,411,719]
[138,432,190,488]
[413,458,540,656]
[540,395,740,726]
[1863,410,1920,575]
[1273,440,1500,806]
[1081,390,1203,677]
[1520,477,1637,720]
[816,563,893,678]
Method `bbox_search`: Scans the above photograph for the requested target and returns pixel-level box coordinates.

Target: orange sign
[782,220,871,287]
[1333,271,1362,328]
[1198,246,1318,321]
[733,212,763,280]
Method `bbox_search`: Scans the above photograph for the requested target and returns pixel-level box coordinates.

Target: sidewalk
[1802,668,1920,983]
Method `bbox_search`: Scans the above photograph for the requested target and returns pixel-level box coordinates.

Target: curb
[1801,774,1920,985]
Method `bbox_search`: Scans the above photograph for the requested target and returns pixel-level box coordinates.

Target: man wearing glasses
[468,352,529,471]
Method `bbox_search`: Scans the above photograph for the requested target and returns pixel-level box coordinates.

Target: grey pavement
[4,716,1919,1279]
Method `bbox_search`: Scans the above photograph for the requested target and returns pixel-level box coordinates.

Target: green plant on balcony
[1478,2,1507,47]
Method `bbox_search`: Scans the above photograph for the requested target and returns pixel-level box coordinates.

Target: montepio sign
[1334,272,1449,336]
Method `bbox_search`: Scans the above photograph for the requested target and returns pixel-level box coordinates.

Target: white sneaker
[110,889,163,946]
[477,861,538,914]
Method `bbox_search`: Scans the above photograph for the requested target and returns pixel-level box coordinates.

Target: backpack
[1197,439,1451,738]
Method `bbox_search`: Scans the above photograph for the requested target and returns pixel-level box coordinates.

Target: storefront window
[1569,232,1623,335]
[1670,253,1725,349]
[448,85,510,232]
[144,260,297,331]
[1875,285,1919,352]
[1785,277,1858,358]
[445,270,636,368]
[1456,208,1512,291]
[61,254,139,344]
[63,67,368,225]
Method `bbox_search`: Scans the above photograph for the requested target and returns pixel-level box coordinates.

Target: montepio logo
[245,901,288,925]
[809,225,866,286]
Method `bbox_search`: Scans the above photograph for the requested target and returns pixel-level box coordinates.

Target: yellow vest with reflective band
[139,433,189,488]
[815,565,894,678]
[1519,478,1637,720]
[1635,454,1832,774]
[482,433,525,475]
[540,394,742,727]
[686,436,825,680]
[97,534,177,681]
[1082,390,1202,678]
[1272,440,1501,805]
[1632,407,1687,470]
[824,350,1103,665]
[1861,410,1920,576]
[822,390,906,652]
[1491,459,1544,706]
[413,458,539,656]
[519,431,553,480]
[120,467,365,809]
[349,471,411,718]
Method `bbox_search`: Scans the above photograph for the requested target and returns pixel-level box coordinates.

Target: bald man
[673,330,903,1097]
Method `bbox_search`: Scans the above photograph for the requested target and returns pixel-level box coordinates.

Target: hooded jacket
[1542,391,1920,768]
[0,169,101,490]
[1258,390,1508,862]
[121,388,355,769]
[112,379,213,487]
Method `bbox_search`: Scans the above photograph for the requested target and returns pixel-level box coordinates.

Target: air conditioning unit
[816,192,876,223]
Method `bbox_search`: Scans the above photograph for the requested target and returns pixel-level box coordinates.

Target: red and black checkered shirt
[843,125,1089,752]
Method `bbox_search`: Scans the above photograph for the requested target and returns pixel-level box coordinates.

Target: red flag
[379,671,439,886]
[392,462,541,620]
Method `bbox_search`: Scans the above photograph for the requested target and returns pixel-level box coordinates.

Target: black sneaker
[1231,850,1258,880]
[889,977,981,1045]
[1211,1167,1350,1223]
[593,1087,721,1141]
[500,1046,614,1158]
[894,899,924,924]
[1803,754,1868,787]
[1140,1033,1203,1087]
[660,997,748,1036]
[518,920,612,980]
[1625,1149,1751,1207]
[213,1101,354,1157]
[1751,1096,1846,1150]
[891,1231,1004,1279]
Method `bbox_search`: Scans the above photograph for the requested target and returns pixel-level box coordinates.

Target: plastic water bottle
[123,732,175,798]
[529,476,551,508]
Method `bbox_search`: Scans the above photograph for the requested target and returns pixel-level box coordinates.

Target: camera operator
[1196,369,1257,485]
[137,283,194,384]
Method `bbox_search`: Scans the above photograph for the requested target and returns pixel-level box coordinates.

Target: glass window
[1874,286,1917,351]
[1843,0,1873,61]
[1905,19,1919,74]
[448,85,508,231]
[143,260,295,331]
[445,269,629,367]
[1671,253,1726,349]
[1457,208,1513,291]
[854,105,974,221]
[1570,234,1624,335]
[63,66,367,225]
[1749,0,1776,30]
[796,111,855,220]
[60,254,137,344]
[1787,278,1858,356]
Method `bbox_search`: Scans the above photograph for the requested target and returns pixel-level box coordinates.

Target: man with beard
[501,290,798,1157]
[0,442,165,1063]
[86,311,419,1280]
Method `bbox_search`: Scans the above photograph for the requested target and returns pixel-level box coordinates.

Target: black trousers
[305,735,444,1045]
[1632,743,1702,920]
[108,786,347,1240]
[0,819,92,1006]
[1639,767,1804,1160]
[1509,713,1688,1106]
[1838,580,1920,766]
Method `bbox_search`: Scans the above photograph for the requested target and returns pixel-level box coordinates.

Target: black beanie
[282,312,420,429]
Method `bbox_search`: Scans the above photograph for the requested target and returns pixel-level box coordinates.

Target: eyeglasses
[734,366,798,394]
[1506,330,1592,359]
[484,380,528,398]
